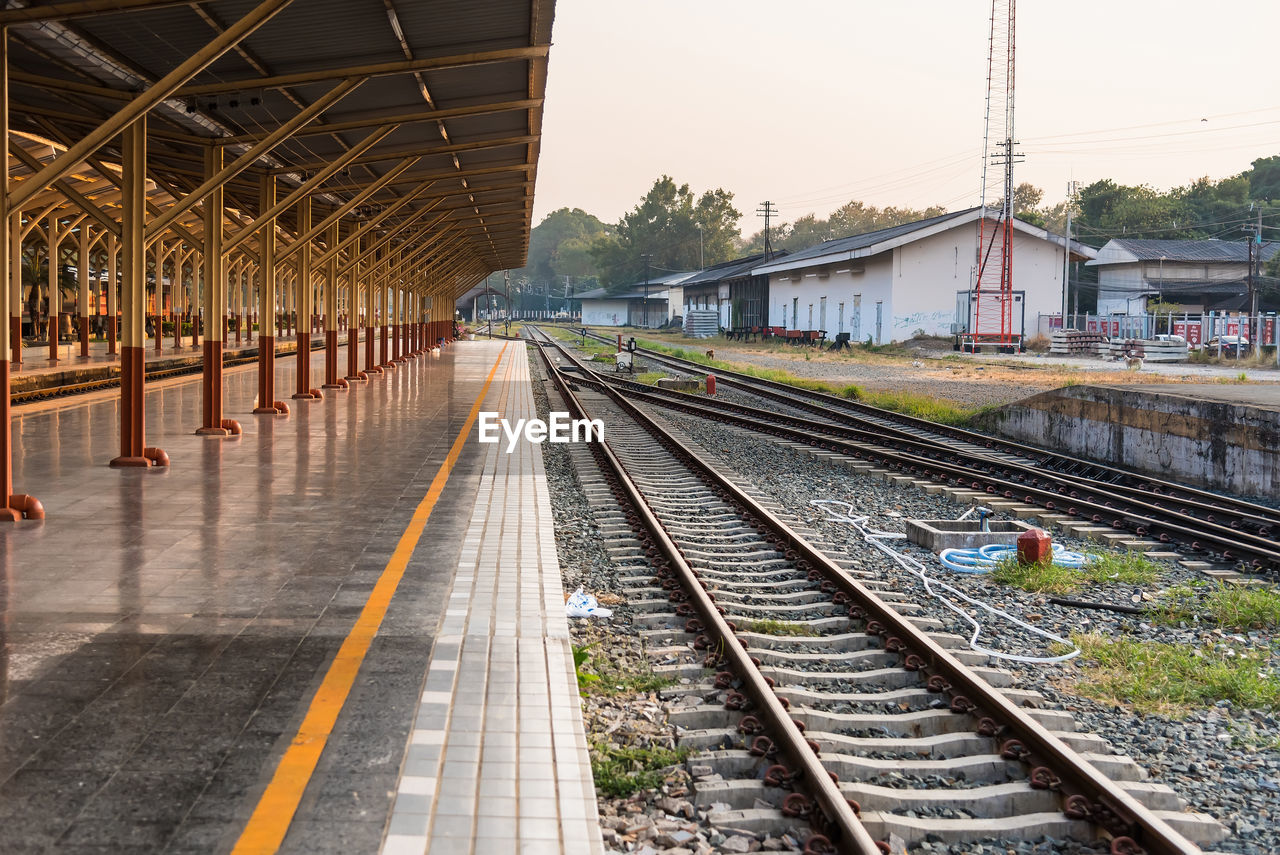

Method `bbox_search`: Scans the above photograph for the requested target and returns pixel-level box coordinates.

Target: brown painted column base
[321,330,345,390]
[0,494,45,521]
[79,318,90,358]
[48,317,58,366]
[0,361,43,519]
[110,346,168,468]
[10,317,21,368]
[107,316,116,355]
[197,340,241,437]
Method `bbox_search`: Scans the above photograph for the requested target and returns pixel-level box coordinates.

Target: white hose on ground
[810,499,1080,664]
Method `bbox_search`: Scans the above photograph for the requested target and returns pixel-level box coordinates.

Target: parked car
[1205,334,1248,355]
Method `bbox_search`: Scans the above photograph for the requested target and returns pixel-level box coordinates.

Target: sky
[532,0,1280,234]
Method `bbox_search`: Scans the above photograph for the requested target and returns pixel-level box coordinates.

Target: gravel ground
[648,406,1280,855]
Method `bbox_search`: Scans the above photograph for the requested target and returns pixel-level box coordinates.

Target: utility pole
[640,253,651,329]
[1244,208,1262,358]
[756,201,778,259]
[1061,180,1078,328]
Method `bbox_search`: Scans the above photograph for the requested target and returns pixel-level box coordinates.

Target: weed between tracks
[989,551,1161,595]
[1062,633,1280,716]
[1151,581,1280,630]
[574,644,676,697]
[590,743,693,798]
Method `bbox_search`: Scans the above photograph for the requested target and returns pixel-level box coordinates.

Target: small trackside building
[751,208,1097,343]
[576,271,694,327]
[1088,238,1280,316]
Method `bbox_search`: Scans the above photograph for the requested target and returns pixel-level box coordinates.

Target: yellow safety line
[232,342,511,855]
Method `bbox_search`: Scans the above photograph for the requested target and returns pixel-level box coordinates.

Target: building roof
[753,207,1097,276]
[575,285,673,301]
[680,252,781,288]
[1087,239,1278,266]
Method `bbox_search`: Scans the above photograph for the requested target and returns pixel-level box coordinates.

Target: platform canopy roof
[4,0,554,299]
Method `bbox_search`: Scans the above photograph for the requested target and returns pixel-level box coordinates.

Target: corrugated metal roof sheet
[679,252,781,287]
[1100,239,1278,264]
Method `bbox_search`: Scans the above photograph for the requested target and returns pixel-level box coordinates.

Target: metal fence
[1037,312,1280,363]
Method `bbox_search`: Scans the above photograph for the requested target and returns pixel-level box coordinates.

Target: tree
[589,176,742,289]
[512,207,607,289]
[1249,155,1280,202]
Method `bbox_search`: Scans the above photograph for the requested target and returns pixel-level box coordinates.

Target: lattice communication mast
[971,0,1021,349]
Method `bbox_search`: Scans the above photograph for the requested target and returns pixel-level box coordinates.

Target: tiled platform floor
[0,339,597,853]
[382,346,603,855]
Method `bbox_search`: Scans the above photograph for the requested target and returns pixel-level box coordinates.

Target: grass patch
[739,618,809,636]
[990,557,1083,594]
[575,645,675,697]
[635,338,985,425]
[990,551,1161,594]
[1084,551,1161,585]
[1065,633,1280,715]
[630,371,666,386]
[859,389,989,425]
[1151,582,1280,630]
[590,742,692,798]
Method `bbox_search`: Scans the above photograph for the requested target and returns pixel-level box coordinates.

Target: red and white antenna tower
[972,0,1021,348]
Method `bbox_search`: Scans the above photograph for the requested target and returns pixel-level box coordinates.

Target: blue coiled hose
[938,542,1089,574]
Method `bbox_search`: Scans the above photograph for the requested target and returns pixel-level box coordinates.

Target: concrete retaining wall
[975,385,1280,502]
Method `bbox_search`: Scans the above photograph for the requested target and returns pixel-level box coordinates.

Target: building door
[807,303,813,330]
[875,301,883,345]
[851,295,861,341]
[791,297,799,330]
[819,296,827,331]
[838,302,844,333]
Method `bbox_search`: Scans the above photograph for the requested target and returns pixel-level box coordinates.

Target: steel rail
[532,336,880,855]
[597,374,1280,570]
[532,329,1204,855]
[538,330,1280,569]
[580,330,1280,530]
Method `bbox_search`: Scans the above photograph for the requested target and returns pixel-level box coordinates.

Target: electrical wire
[810,500,1080,665]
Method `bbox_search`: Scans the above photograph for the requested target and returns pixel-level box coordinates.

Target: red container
[706,374,716,395]
[1017,528,1053,566]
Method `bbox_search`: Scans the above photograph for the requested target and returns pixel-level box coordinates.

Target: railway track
[575,329,1280,535]
[551,328,1280,573]
[10,338,326,405]
[528,329,1227,855]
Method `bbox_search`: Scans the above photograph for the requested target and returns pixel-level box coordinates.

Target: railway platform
[0,339,601,854]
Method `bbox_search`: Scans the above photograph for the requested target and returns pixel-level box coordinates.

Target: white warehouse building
[752,208,1096,343]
